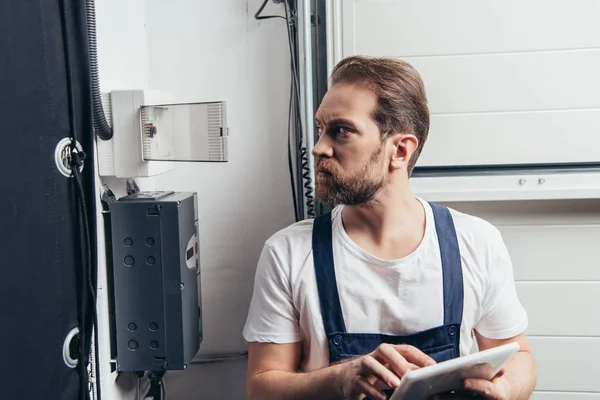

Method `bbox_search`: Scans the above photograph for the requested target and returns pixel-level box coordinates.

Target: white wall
[96,0,150,91]
[95,0,294,398]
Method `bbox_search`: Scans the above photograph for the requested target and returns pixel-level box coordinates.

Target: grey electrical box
[108,191,202,372]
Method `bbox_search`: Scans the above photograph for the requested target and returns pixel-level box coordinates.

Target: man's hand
[467,331,535,400]
[431,370,510,400]
[336,343,436,400]
[461,369,510,400]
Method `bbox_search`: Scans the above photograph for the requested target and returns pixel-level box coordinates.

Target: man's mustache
[315,160,336,174]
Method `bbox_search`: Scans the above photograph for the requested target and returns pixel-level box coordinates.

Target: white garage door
[331,0,600,170]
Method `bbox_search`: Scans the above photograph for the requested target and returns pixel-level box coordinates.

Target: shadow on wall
[164,359,248,400]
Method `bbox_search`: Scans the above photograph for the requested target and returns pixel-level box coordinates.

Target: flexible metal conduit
[85,0,113,140]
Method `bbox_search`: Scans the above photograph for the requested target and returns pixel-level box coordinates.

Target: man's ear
[389,133,418,171]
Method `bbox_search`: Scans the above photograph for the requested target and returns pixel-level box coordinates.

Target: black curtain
[0,0,97,399]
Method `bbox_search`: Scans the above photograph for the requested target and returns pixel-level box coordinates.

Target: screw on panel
[518,179,526,185]
[538,178,546,184]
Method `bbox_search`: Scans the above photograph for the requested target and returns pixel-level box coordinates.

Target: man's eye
[332,126,352,137]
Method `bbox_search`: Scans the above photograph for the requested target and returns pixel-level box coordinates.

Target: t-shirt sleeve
[475,229,529,339]
[242,242,301,343]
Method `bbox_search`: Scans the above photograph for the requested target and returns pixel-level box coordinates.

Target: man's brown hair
[330,56,430,175]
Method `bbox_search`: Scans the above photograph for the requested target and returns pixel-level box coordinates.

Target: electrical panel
[108,191,202,372]
[97,90,228,178]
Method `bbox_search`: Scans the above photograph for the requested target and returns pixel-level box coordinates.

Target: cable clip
[71,149,87,169]
[55,137,85,177]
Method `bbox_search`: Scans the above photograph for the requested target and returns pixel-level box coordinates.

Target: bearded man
[242,56,536,400]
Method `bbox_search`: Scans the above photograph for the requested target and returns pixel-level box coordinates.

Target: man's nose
[312,134,334,158]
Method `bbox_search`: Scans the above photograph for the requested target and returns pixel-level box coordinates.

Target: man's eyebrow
[316,118,357,127]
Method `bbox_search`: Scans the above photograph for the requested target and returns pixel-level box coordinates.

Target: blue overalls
[312,203,464,398]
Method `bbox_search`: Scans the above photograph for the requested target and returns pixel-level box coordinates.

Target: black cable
[74,162,99,400]
[282,3,299,221]
[288,70,299,222]
[283,1,302,142]
[256,1,300,221]
[71,1,103,394]
[299,148,315,218]
[284,2,302,221]
[256,1,315,220]
[58,0,97,398]
[73,165,96,323]
[143,372,166,400]
[284,1,301,221]
[56,1,89,397]
[254,0,286,20]
[84,0,113,140]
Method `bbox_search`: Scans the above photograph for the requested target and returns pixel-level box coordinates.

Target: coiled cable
[299,144,315,218]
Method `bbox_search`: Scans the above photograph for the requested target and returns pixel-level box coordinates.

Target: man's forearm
[505,351,536,400]
[247,364,344,400]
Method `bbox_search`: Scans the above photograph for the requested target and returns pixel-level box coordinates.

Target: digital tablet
[389,342,520,400]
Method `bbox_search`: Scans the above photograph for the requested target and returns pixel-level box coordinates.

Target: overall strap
[312,212,347,335]
[429,203,464,326]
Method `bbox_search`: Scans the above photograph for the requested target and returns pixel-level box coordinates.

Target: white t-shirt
[243,198,528,372]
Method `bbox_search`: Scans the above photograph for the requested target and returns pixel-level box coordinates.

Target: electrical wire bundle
[255,0,315,221]
[57,0,99,398]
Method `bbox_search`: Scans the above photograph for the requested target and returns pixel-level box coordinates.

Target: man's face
[313,83,388,206]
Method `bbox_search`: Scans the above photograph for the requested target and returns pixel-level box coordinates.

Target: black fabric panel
[0,0,96,399]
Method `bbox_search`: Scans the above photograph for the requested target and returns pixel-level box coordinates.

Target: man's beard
[315,146,385,206]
